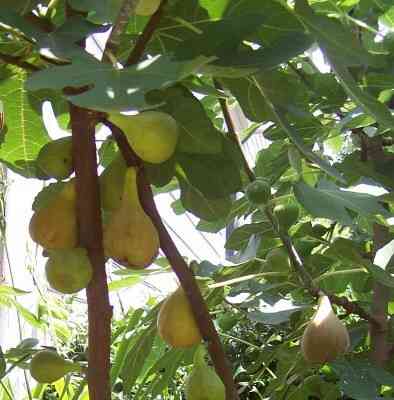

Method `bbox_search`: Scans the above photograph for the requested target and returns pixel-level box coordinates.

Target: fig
[36,137,73,180]
[157,287,202,348]
[185,346,225,400]
[45,248,93,294]
[99,154,127,211]
[245,178,271,205]
[103,166,160,268]
[266,247,291,271]
[108,111,178,164]
[29,182,77,249]
[30,350,81,383]
[273,202,299,231]
[135,0,161,16]
[301,295,350,364]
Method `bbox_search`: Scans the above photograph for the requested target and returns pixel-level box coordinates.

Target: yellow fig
[103,166,159,268]
[36,137,73,180]
[30,350,81,383]
[108,111,178,164]
[99,154,127,211]
[301,295,350,364]
[29,182,77,249]
[185,346,225,400]
[45,248,93,294]
[135,0,161,16]
[157,287,202,348]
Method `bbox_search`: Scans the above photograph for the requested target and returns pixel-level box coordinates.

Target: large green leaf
[149,85,223,155]
[121,323,157,391]
[0,67,49,177]
[26,55,213,112]
[332,358,394,399]
[177,152,242,199]
[294,0,394,130]
[294,180,390,225]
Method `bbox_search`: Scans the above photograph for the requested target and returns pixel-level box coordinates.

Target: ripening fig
[29,182,77,249]
[103,166,160,268]
[30,350,81,383]
[37,137,73,180]
[185,346,225,400]
[135,0,161,16]
[99,154,127,211]
[301,295,350,364]
[157,287,202,348]
[45,248,93,294]
[108,111,178,164]
[245,178,271,205]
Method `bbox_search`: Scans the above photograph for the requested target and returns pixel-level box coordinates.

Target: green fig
[273,202,299,231]
[135,0,161,16]
[108,111,178,164]
[245,178,271,205]
[99,154,127,211]
[103,166,160,268]
[37,137,73,180]
[29,182,77,249]
[157,287,202,348]
[185,346,225,400]
[30,350,81,383]
[266,247,291,271]
[45,248,93,294]
[301,295,350,364]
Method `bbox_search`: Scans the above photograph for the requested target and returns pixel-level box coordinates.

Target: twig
[0,53,40,72]
[213,79,255,182]
[104,120,239,400]
[102,0,139,64]
[125,0,168,66]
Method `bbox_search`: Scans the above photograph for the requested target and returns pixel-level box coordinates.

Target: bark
[70,105,112,399]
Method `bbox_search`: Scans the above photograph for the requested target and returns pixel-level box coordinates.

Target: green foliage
[0,0,393,399]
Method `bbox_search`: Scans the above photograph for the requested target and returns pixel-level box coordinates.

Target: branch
[102,0,139,64]
[70,105,112,400]
[125,0,168,66]
[66,4,112,399]
[0,53,40,72]
[264,206,381,326]
[213,79,255,182]
[104,120,239,400]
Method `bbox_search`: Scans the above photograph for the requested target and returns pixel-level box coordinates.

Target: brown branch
[213,79,255,182]
[70,105,112,400]
[104,120,239,400]
[264,207,381,326]
[0,52,40,72]
[125,0,168,66]
[102,0,139,64]
[370,224,391,366]
[66,4,112,399]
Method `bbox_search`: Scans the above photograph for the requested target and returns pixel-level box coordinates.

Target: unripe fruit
[108,111,178,164]
[273,203,299,231]
[301,295,350,364]
[185,346,225,400]
[36,137,73,180]
[245,178,271,205]
[157,287,202,348]
[30,350,81,383]
[45,248,93,294]
[266,247,291,272]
